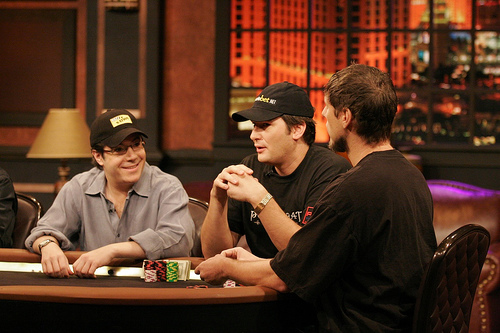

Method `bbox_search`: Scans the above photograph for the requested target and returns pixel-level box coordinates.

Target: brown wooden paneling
[162,0,216,151]
[0,1,87,147]
[96,0,146,118]
[0,10,69,112]
[0,127,38,147]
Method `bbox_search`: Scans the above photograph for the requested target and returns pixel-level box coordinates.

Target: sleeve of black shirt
[0,170,17,248]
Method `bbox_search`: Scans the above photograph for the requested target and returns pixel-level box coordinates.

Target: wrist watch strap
[38,239,55,252]
[254,193,273,215]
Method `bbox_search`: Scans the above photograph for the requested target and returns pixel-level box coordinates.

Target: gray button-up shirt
[25,163,195,259]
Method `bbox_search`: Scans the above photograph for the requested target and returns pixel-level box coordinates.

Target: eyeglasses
[102,140,145,155]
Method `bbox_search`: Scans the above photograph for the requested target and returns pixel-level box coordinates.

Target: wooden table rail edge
[0,248,281,306]
[0,248,204,268]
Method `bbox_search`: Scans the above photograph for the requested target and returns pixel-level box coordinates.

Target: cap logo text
[109,115,133,127]
[255,94,276,105]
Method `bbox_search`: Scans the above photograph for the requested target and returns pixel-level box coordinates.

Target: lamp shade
[27,108,91,159]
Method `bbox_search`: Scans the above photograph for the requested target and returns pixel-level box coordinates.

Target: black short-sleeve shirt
[271,150,437,332]
[228,145,351,258]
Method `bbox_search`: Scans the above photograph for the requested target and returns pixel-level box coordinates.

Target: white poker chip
[223,279,237,288]
[144,269,157,282]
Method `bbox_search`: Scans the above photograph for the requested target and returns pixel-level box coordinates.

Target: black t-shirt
[227,145,351,258]
[271,150,437,332]
[0,167,17,248]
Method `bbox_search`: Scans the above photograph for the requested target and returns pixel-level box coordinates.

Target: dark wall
[0,0,499,213]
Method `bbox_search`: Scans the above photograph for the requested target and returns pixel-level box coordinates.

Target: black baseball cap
[232,82,314,122]
[90,109,148,148]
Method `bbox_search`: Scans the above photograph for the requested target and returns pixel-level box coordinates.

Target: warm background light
[27,108,91,159]
[27,108,91,194]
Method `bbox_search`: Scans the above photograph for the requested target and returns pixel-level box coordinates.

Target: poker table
[0,249,316,333]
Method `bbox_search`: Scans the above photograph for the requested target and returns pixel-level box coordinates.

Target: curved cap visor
[232,108,283,122]
[104,127,148,148]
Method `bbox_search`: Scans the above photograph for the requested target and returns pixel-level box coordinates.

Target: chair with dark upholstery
[412,224,490,333]
[12,193,43,249]
[188,197,208,257]
[428,180,500,333]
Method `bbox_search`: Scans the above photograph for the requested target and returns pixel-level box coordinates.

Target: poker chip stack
[143,260,157,283]
[166,261,179,282]
[156,260,167,282]
[143,259,180,283]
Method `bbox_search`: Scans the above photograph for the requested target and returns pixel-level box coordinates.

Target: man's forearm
[105,241,146,259]
[252,198,301,251]
[223,257,290,292]
[200,200,235,258]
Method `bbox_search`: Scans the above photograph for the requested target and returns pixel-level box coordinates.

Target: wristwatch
[38,239,55,252]
[254,193,273,215]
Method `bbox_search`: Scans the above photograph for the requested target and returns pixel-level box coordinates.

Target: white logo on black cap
[255,94,277,105]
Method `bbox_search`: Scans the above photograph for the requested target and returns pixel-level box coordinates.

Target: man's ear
[291,122,307,140]
[92,150,105,167]
[342,108,353,129]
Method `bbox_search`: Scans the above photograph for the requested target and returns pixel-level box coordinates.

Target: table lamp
[27,108,92,195]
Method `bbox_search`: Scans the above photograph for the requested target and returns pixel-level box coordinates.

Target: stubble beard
[329,135,349,154]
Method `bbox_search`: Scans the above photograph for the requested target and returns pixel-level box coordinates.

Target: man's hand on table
[221,246,260,261]
[72,246,114,278]
[40,243,73,278]
[195,247,261,285]
[195,253,230,285]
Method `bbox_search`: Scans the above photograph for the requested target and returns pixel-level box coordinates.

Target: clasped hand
[213,164,265,203]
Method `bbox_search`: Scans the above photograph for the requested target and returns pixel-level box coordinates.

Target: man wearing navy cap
[201,82,351,259]
[26,109,195,278]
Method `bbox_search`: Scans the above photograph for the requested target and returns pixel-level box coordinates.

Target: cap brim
[232,107,283,122]
[103,128,148,147]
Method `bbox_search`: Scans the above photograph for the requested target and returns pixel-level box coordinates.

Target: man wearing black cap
[196,65,436,332]
[201,82,351,259]
[26,109,195,278]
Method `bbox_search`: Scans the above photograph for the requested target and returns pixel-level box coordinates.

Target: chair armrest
[471,242,500,333]
[478,242,500,294]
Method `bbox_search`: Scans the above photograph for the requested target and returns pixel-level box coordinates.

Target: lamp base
[54,162,70,196]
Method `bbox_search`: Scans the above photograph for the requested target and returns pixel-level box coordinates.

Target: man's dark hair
[91,144,104,170]
[324,64,397,144]
[281,115,316,146]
